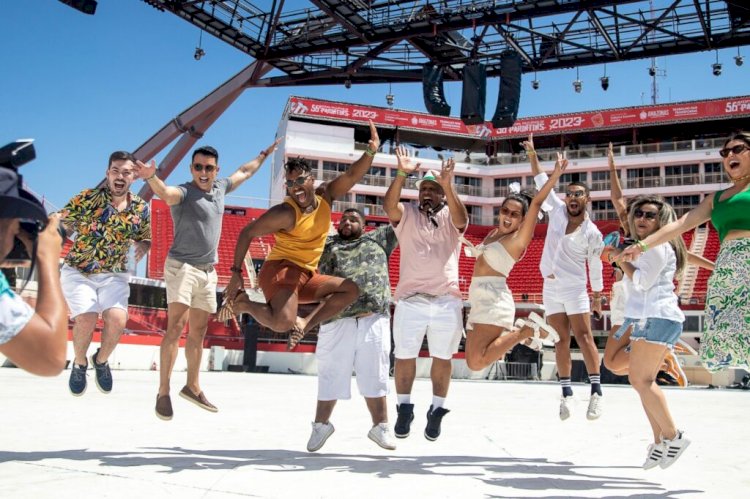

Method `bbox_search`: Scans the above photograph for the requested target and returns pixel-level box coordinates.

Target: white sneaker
[659,431,691,469]
[559,396,573,421]
[586,393,603,420]
[306,422,335,452]
[368,423,397,450]
[245,287,266,303]
[643,442,665,470]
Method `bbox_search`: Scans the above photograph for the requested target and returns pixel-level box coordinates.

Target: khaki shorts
[164,257,218,313]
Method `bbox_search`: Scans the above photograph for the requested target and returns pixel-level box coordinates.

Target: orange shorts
[258,259,333,304]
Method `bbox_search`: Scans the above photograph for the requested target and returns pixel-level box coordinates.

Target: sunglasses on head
[634,209,659,221]
[566,190,586,198]
[719,144,749,158]
[193,163,216,173]
[285,175,311,189]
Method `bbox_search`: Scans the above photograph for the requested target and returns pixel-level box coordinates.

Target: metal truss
[141,0,750,86]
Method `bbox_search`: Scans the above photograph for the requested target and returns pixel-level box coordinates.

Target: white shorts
[61,265,130,318]
[466,276,515,331]
[164,257,218,313]
[610,280,626,327]
[316,314,391,400]
[542,277,590,316]
[393,294,464,360]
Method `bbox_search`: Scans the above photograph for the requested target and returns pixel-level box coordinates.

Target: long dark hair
[502,189,534,217]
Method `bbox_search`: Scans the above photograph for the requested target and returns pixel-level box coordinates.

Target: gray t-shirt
[168,177,233,265]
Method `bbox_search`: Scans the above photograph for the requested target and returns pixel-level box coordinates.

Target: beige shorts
[393,294,463,360]
[466,276,515,331]
[610,280,626,327]
[164,257,218,313]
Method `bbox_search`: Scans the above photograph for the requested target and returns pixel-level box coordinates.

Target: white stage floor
[0,369,748,498]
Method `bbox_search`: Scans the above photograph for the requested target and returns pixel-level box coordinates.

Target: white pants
[393,294,463,360]
[61,265,129,318]
[316,314,391,400]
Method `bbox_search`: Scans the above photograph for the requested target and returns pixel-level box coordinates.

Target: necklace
[730,172,750,184]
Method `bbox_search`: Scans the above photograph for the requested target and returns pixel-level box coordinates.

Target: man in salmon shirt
[225,121,380,351]
[383,145,469,442]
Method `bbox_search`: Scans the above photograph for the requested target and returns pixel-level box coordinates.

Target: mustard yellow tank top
[267,195,331,271]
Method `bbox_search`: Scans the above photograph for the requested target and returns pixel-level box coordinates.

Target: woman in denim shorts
[613,196,691,470]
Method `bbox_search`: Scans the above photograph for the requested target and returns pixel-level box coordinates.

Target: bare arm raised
[608,142,629,233]
[522,133,564,210]
[384,145,420,224]
[435,157,468,231]
[227,138,281,191]
[134,160,183,205]
[323,120,379,203]
[506,153,568,259]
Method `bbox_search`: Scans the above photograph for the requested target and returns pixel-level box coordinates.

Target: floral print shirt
[61,187,151,274]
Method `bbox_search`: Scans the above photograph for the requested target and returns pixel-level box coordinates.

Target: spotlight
[386,92,394,107]
[648,66,657,77]
[193,47,205,61]
[531,79,540,90]
[712,62,722,76]
[573,79,582,93]
[344,78,352,89]
[600,76,609,91]
[735,55,744,67]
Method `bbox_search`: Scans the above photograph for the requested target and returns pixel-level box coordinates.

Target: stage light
[344,78,352,89]
[573,79,582,93]
[712,62,722,76]
[600,76,609,91]
[735,55,744,67]
[648,66,657,77]
[194,47,205,60]
[385,84,394,107]
[531,79,540,90]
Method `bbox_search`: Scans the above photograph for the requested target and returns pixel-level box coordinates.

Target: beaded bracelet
[396,170,408,178]
[635,240,649,252]
[229,265,243,274]
[364,147,376,157]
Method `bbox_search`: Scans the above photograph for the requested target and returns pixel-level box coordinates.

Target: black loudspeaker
[492,50,523,128]
[461,62,487,125]
[727,1,750,30]
[422,64,451,116]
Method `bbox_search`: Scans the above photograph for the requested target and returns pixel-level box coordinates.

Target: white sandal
[526,312,560,344]
[513,319,544,351]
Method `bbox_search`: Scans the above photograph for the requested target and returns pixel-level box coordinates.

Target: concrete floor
[0,368,748,498]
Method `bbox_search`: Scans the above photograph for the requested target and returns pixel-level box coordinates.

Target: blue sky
[2,1,748,210]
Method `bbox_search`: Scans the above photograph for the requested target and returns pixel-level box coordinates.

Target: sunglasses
[565,191,586,198]
[719,144,750,158]
[285,175,312,189]
[193,163,217,173]
[634,209,659,221]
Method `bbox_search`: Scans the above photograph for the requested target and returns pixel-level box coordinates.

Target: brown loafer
[155,394,173,421]
[179,386,218,413]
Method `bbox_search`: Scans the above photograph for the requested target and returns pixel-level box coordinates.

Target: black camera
[1,139,65,267]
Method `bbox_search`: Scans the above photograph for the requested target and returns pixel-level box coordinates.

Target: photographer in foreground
[0,147,67,376]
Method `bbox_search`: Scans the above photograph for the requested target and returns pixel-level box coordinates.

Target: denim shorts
[614,317,683,348]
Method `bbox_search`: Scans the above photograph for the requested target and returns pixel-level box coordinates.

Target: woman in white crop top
[463,153,567,372]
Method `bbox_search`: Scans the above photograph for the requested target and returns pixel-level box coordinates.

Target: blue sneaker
[91,348,113,394]
[68,362,88,396]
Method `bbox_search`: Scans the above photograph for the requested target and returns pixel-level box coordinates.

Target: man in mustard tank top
[225,121,381,350]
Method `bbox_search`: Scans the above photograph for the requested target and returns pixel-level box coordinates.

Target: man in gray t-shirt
[136,139,279,421]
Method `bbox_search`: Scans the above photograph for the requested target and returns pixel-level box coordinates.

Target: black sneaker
[91,348,112,394]
[656,370,678,386]
[394,403,415,438]
[68,362,88,396]
[424,405,450,441]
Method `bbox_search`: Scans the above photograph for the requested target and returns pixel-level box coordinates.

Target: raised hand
[261,138,282,158]
[552,151,568,178]
[395,145,420,173]
[616,244,643,264]
[134,159,157,180]
[437,157,456,189]
[367,119,380,153]
[520,133,535,153]
[607,142,615,169]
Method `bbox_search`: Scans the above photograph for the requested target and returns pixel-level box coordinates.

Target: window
[591,200,617,221]
[322,161,349,173]
[704,162,724,184]
[591,171,610,191]
[626,167,660,188]
[665,195,700,217]
[355,194,382,206]
[368,166,386,176]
